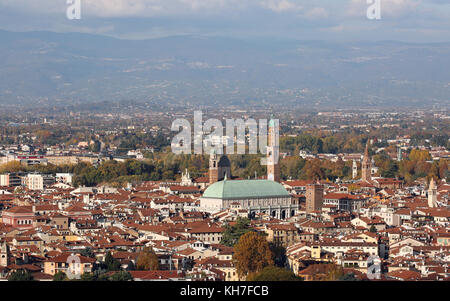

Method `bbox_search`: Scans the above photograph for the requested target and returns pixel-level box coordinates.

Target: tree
[338,273,361,281]
[80,247,95,258]
[126,260,136,271]
[233,232,274,278]
[104,252,121,271]
[325,264,345,281]
[269,243,287,267]
[89,140,102,153]
[247,266,301,281]
[80,273,97,281]
[53,271,68,281]
[8,270,34,281]
[77,271,110,281]
[409,149,431,162]
[136,247,159,270]
[109,271,133,281]
[221,217,253,247]
[369,225,377,233]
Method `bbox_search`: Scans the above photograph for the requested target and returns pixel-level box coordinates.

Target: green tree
[80,247,96,258]
[8,270,34,281]
[269,243,287,267]
[369,225,377,233]
[338,273,361,281]
[247,266,302,281]
[109,271,133,281]
[53,271,68,281]
[221,217,253,247]
[80,273,97,281]
[126,261,136,271]
[104,252,121,271]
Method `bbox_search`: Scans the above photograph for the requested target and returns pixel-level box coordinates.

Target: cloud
[0,0,448,42]
[347,0,424,18]
[0,0,309,17]
[260,0,303,13]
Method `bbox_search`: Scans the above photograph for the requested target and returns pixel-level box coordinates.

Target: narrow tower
[209,150,232,185]
[352,160,358,179]
[306,184,324,214]
[428,178,437,208]
[0,242,9,267]
[209,150,219,184]
[361,142,372,182]
[267,116,280,182]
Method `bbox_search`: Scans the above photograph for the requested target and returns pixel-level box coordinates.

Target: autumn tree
[136,247,159,270]
[0,161,23,173]
[409,149,431,162]
[233,232,274,278]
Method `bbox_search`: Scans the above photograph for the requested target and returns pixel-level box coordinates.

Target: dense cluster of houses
[0,168,448,281]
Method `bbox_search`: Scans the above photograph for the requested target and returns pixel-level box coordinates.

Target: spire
[429,178,436,190]
[428,177,437,208]
[364,141,370,158]
[268,114,275,128]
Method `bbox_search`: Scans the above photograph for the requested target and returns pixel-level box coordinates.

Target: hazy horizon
[0,0,449,42]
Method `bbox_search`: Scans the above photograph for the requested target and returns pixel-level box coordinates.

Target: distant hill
[0,30,449,109]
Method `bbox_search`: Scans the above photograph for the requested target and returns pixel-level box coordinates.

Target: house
[44,253,96,277]
[1,206,35,229]
[351,216,387,231]
[186,223,224,244]
[264,224,300,247]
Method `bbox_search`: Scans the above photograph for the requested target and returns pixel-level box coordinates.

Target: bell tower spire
[361,141,372,182]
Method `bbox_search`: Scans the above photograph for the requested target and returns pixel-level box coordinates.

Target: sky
[0,0,449,42]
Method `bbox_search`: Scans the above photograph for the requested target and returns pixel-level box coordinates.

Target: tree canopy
[136,247,159,271]
[221,217,253,247]
[233,232,274,278]
[104,252,121,271]
[247,266,302,281]
[8,270,34,281]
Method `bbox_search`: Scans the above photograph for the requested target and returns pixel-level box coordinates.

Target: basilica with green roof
[200,177,298,219]
[199,117,299,220]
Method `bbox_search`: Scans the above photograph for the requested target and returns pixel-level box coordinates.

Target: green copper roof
[268,117,275,127]
[202,179,290,199]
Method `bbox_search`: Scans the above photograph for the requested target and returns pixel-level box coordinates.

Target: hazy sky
[0,0,449,41]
